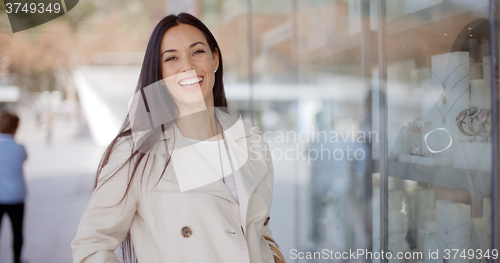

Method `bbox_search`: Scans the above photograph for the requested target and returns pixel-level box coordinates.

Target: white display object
[470,79,490,109]
[388,190,410,263]
[419,52,470,167]
[483,56,491,84]
[416,190,435,216]
[449,71,492,172]
[414,189,435,250]
[436,200,471,263]
[453,141,492,172]
[424,52,470,125]
[415,52,493,172]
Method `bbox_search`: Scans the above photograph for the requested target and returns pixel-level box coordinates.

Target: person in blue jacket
[0,112,27,263]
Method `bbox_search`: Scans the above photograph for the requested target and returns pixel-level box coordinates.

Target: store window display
[384,12,494,263]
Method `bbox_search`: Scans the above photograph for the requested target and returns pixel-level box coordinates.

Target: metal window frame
[377,0,389,262]
[489,0,499,259]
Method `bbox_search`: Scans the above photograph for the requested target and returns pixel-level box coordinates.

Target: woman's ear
[213,48,219,71]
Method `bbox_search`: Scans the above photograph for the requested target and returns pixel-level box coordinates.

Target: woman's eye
[193,50,205,55]
[165,57,176,62]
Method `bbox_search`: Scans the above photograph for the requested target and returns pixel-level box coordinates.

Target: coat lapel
[153,109,268,230]
[215,109,268,231]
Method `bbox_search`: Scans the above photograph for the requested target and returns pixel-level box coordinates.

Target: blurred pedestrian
[0,112,28,263]
[43,112,53,145]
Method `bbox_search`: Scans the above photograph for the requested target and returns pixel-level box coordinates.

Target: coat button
[263,216,270,226]
[181,226,192,237]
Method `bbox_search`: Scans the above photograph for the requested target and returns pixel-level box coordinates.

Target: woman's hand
[274,255,282,263]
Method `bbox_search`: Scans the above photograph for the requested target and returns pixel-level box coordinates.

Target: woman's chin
[179,84,201,91]
[176,97,208,111]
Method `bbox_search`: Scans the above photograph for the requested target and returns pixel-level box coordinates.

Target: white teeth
[179,77,203,86]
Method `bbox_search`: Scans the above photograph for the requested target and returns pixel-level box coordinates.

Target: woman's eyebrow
[161,42,206,57]
[190,41,205,48]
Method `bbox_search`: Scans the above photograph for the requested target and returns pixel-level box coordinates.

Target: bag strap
[263,235,285,263]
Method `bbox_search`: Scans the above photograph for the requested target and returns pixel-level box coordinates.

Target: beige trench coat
[71,110,280,263]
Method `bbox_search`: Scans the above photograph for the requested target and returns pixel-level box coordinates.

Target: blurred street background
[1,0,498,262]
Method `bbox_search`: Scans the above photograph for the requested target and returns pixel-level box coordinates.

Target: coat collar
[157,108,250,141]
[151,109,268,230]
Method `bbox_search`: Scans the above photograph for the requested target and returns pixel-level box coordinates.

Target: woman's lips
[178,76,203,91]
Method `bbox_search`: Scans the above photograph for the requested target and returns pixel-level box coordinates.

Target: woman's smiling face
[160,23,219,108]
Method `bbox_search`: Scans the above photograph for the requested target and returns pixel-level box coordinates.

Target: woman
[71,13,284,263]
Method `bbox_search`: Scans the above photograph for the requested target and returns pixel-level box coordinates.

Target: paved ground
[0,107,304,263]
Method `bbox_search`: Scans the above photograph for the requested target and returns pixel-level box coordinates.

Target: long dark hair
[94,13,227,263]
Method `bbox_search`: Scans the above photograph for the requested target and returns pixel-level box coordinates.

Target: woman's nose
[179,56,195,73]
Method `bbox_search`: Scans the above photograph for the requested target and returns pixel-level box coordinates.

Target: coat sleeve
[261,139,283,261]
[71,139,139,263]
